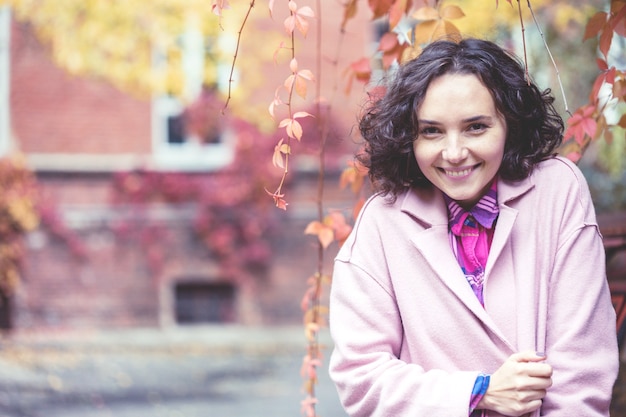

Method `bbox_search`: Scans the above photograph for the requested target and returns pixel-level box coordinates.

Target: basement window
[174,282,236,324]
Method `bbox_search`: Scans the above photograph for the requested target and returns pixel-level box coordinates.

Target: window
[151,89,234,171]
[174,281,236,324]
[151,23,235,172]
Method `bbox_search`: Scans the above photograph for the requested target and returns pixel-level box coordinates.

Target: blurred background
[0,0,624,416]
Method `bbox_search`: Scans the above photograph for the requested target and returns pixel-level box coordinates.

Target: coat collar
[399,175,535,227]
[400,175,535,349]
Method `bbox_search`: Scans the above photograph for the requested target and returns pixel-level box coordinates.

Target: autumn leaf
[300,395,318,417]
[368,0,395,19]
[614,77,626,101]
[268,90,283,119]
[584,3,626,58]
[265,189,288,210]
[412,5,463,45]
[272,139,290,168]
[412,6,439,20]
[589,66,617,103]
[378,31,408,69]
[564,105,597,146]
[305,220,334,248]
[611,1,626,37]
[284,1,315,37]
[284,58,315,99]
[388,0,409,30]
[343,57,371,93]
[303,305,329,328]
[441,5,465,20]
[583,11,607,41]
[211,0,230,16]
[340,160,368,194]
[300,354,322,380]
[278,111,312,140]
[324,211,352,246]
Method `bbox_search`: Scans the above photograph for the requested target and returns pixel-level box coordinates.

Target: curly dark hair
[357,38,564,199]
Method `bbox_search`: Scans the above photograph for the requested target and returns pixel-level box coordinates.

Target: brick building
[1,7,370,330]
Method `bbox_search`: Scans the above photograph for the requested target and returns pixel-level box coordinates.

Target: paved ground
[0,326,347,417]
[2,325,624,416]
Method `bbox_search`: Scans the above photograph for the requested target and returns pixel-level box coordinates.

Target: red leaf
[610,2,626,37]
[378,31,399,52]
[564,105,597,146]
[584,11,607,41]
[598,22,614,58]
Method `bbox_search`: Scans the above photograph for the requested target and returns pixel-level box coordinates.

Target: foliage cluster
[0,0,226,98]
[109,115,280,277]
[0,155,39,293]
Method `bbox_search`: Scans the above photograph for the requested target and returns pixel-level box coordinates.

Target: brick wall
[10,21,152,155]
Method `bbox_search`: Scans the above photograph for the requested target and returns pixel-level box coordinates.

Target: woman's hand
[477,351,553,417]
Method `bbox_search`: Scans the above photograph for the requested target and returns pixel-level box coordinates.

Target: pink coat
[329,156,618,417]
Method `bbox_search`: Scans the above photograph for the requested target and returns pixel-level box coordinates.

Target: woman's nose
[442,136,468,163]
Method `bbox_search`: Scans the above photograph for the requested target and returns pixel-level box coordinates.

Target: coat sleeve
[541,224,619,415]
[328,258,479,417]
[542,221,619,417]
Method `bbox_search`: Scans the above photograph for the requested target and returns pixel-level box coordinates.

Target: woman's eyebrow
[417,119,440,125]
[418,115,493,125]
[462,115,492,123]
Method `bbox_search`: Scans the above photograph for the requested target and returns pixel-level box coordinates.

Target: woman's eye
[468,123,488,132]
[419,127,440,136]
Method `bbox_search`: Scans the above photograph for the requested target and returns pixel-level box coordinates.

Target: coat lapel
[401,178,534,350]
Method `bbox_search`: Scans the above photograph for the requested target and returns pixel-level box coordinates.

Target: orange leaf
[414,20,438,44]
[272,139,290,168]
[412,6,439,21]
[368,0,394,19]
[305,221,334,248]
[441,5,465,20]
[340,160,368,193]
[388,0,408,29]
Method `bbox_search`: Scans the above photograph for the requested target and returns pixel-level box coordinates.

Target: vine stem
[525,0,572,116]
[222,0,255,114]
[516,0,530,85]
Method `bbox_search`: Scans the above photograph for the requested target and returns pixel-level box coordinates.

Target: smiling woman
[414,73,507,209]
[328,38,618,417]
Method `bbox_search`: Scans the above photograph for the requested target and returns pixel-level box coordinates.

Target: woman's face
[413,73,507,210]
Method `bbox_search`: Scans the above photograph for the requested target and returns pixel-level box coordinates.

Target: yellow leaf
[414,20,439,44]
[441,5,465,20]
[412,6,439,21]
